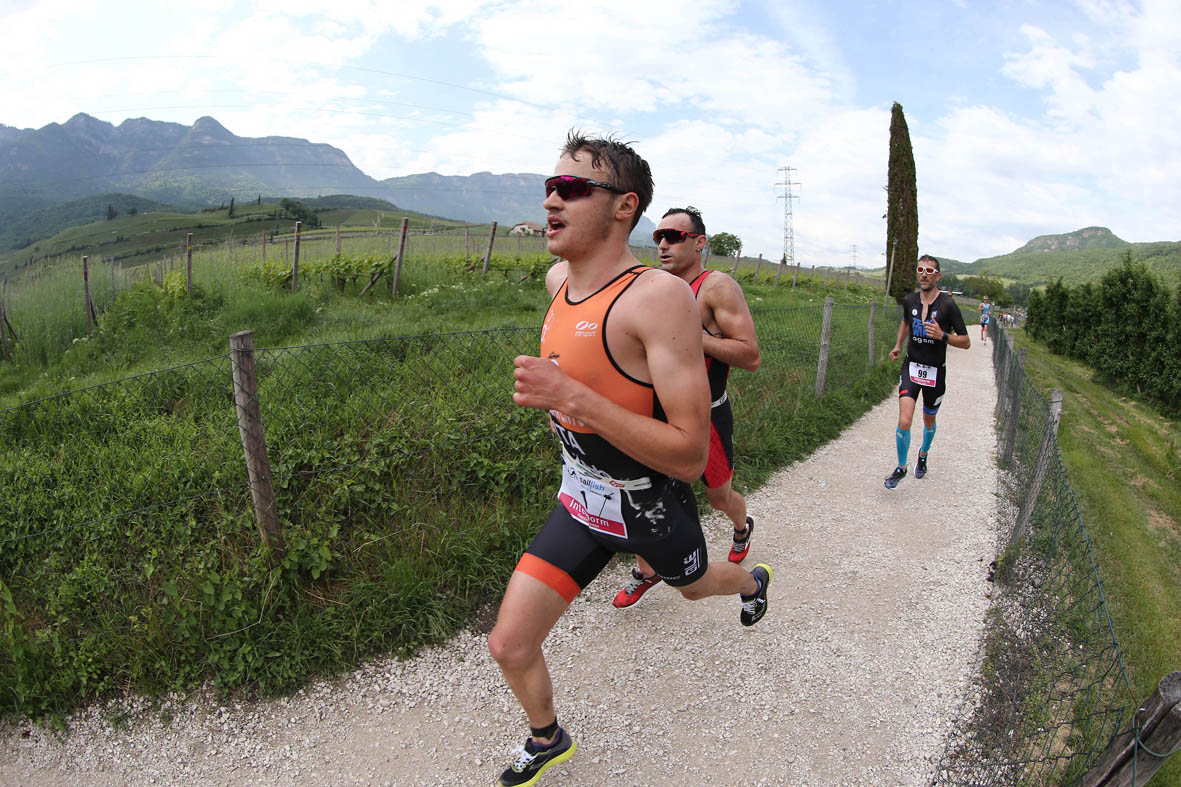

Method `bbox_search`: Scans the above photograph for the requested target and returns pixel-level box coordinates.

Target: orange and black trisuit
[689,270,736,489]
[516,265,709,603]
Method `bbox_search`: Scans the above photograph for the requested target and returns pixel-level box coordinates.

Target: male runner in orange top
[487,133,772,787]
[613,205,763,609]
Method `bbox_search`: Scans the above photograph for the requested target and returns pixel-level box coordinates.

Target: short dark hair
[918,254,941,271]
[661,206,706,236]
[561,130,653,230]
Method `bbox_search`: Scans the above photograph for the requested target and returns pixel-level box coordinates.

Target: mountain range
[0,113,654,250]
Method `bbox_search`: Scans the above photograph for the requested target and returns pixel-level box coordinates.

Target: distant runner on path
[885,255,970,489]
[613,205,763,609]
[978,296,991,344]
[488,132,772,787]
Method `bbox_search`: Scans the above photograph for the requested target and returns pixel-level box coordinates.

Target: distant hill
[381,171,655,245]
[1012,226,1131,254]
[0,114,386,236]
[943,227,1180,288]
[0,193,176,253]
[0,114,657,249]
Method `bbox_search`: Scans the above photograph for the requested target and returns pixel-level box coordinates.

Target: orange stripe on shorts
[515,553,581,604]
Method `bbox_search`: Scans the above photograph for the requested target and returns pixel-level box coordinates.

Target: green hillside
[0,193,177,253]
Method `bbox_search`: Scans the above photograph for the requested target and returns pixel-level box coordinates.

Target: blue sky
[2,0,1178,268]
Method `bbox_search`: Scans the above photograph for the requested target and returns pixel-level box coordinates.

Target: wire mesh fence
[932,323,1134,786]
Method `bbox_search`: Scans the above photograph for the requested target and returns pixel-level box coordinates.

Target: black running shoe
[914,454,928,479]
[498,727,576,787]
[884,465,907,489]
[740,564,772,627]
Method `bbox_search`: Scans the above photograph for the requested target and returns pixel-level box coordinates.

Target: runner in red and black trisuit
[885,255,970,489]
[613,205,763,609]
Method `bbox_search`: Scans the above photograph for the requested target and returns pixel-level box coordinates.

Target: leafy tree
[1006,281,1032,306]
[886,102,918,303]
[709,232,742,258]
[1093,252,1170,394]
[127,206,137,216]
[106,204,116,221]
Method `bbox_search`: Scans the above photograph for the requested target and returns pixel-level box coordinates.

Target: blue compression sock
[896,427,911,468]
[920,423,937,455]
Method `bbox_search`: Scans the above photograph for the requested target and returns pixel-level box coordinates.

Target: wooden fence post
[335,225,341,256]
[754,253,763,281]
[82,255,96,331]
[776,254,785,285]
[262,230,267,261]
[291,221,302,291]
[110,257,116,299]
[481,221,498,274]
[730,252,739,276]
[0,282,9,361]
[1001,347,1026,468]
[884,239,897,304]
[868,301,877,368]
[464,227,470,258]
[185,233,194,295]
[1013,388,1063,542]
[815,297,835,399]
[1081,671,1181,787]
[392,217,409,299]
[229,330,284,556]
[792,261,799,287]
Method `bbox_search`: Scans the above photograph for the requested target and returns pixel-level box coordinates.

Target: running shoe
[728,515,756,563]
[740,563,772,626]
[884,465,907,489]
[498,728,577,787]
[612,569,662,609]
[914,454,928,479]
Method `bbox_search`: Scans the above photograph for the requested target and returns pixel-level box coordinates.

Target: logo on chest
[574,320,599,338]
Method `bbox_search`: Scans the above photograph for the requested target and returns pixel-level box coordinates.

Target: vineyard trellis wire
[0,300,903,716]
[932,322,1137,786]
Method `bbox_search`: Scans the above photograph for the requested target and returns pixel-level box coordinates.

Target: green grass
[1011,327,1181,785]
[0,244,900,720]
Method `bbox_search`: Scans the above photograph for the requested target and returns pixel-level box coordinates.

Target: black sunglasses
[652,228,705,244]
[544,175,626,200]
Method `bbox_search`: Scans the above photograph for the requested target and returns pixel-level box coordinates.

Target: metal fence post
[186,233,193,295]
[229,330,284,556]
[868,301,877,368]
[1081,671,1181,787]
[1013,387,1064,542]
[815,296,835,399]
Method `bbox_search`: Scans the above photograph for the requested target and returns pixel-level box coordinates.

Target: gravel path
[0,339,999,786]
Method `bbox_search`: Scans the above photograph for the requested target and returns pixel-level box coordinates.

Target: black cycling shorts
[898,360,948,416]
[516,478,708,603]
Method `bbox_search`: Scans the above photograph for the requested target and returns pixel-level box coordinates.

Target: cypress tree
[886,102,918,303]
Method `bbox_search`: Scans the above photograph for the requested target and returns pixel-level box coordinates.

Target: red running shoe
[728,515,755,563]
[612,569,662,609]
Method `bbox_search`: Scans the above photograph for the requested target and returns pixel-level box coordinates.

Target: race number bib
[558,459,627,538]
[909,361,939,388]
